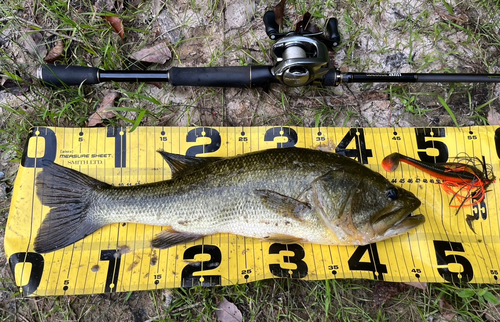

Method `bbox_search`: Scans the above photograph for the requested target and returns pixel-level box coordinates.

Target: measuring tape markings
[390,127,420,281]
[377,127,402,282]
[421,127,475,284]
[489,127,500,283]
[396,128,420,283]
[73,127,90,295]
[19,127,56,295]
[477,127,500,279]
[7,126,500,295]
[464,127,490,284]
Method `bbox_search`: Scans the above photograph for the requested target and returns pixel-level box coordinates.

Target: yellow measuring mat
[5,126,500,296]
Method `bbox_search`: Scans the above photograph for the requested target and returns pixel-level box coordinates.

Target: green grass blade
[438,96,459,127]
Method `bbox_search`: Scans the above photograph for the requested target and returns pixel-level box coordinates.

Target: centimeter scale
[5,125,500,296]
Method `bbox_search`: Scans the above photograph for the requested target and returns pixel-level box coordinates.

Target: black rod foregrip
[38,65,100,87]
[168,66,278,88]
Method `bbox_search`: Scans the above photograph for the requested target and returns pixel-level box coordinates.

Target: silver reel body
[271,36,331,87]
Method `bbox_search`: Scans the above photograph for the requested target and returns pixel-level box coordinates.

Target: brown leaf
[439,298,457,321]
[129,0,144,8]
[215,297,243,322]
[273,0,286,28]
[148,82,163,88]
[403,282,427,290]
[129,42,172,64]
[295,12,320,33]
[103,16,125,38]
[488,105,500,125]
[372,282,408,307]
[485,302,500,322]
[437,11,468,24]
[20,29,47,58]
[0,78,30,95]
[87,91,120,126]
[44,40,64,64]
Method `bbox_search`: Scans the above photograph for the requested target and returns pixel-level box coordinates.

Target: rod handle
[38,65,100,87]
[169,66,278,88]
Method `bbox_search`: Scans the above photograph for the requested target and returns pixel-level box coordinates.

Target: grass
[2,0,500,321]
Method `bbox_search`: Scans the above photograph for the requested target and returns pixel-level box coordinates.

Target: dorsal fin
[157,150,222,178]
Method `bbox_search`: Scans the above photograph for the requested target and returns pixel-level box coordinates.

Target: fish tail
[34,161,111,253]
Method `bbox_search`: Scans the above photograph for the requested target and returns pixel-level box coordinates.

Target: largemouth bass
[34,148,424,253]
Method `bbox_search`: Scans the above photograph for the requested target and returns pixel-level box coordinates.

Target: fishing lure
[381,152,495,232]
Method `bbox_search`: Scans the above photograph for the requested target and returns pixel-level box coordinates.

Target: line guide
[5,126,500,296]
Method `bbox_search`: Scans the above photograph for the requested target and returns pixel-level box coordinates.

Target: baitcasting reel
[263,11,340,87]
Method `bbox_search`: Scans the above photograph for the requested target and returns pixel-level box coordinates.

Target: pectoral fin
[254,189,310,220]
[151,228,205,249]
[157,150,222,178]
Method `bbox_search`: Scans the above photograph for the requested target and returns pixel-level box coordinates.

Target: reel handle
[326,18,341,47]
[263,11,282,40]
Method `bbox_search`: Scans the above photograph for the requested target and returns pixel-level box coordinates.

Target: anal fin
[151,228,205,249]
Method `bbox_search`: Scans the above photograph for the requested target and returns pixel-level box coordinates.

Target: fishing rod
[38,11,500,88]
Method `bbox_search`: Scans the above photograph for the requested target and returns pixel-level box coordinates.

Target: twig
[0,16,84,43]
[170,301,203,314]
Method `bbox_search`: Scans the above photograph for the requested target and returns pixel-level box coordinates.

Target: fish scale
[34,148,424,253]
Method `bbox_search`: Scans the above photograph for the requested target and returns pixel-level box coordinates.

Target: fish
[33,147,424,253]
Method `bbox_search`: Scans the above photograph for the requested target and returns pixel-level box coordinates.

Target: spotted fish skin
[34,148,423,253]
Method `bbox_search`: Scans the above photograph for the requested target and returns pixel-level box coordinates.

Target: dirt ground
[1,0,500,321]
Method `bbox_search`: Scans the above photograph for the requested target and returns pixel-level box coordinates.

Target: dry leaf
[162,289,173,311]
[485,302,500,322]
[488,105,500,125]
[438,298,457,321]
[103,16,125,38]
[87,91,120,126]
[148,82,163,89]
[295,12,320,33]
[273,0,286,29]
[437,11,468,24]
[130,0,145,8]
[44,40,64,63]
[403,282,427,290]
[129,42,171,64]
[215,297,243,322]
[20,29,47,58]
[0,78,30,95]
[372,282,408,307]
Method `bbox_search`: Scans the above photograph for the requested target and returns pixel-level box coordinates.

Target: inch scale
[6,126,500,296]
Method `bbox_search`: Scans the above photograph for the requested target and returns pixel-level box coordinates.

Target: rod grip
[169,66,278,88]
[38,65,100,87]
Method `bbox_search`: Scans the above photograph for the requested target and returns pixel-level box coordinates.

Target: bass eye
[385,187,398,200]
